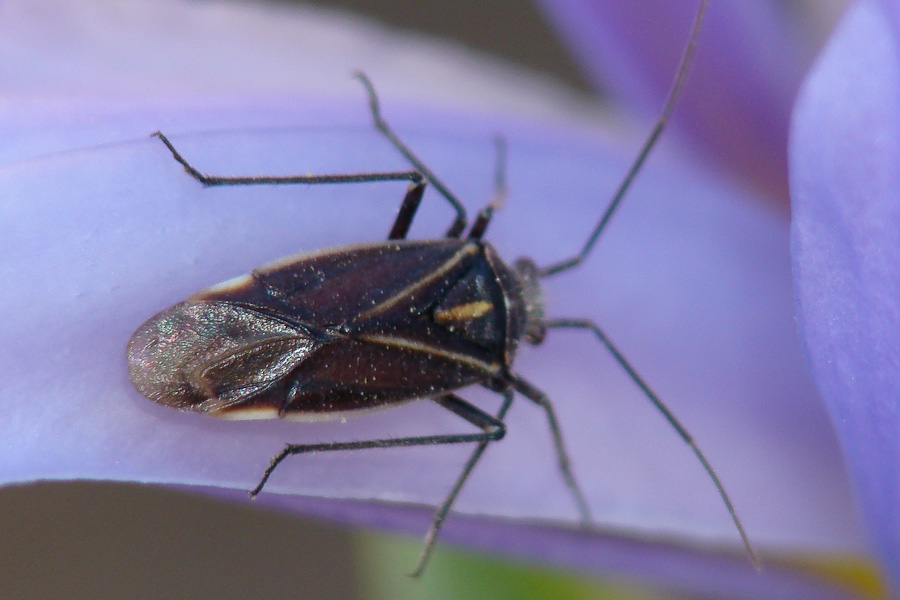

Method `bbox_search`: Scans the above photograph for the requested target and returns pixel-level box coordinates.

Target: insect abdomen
[127,239,529,420]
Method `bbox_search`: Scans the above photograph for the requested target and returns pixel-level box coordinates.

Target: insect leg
[154,130,434,239]
[387,180,426,240]
[250,393,505,501]
[505,373,592,526]
[410,388,514,577]
[353,72,468,238]
[544,318,759,566]
[467,136,507,241]
[152,130,424,187]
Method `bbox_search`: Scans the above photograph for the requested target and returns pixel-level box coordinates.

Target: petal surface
[1,99,860,588]
[535,0,849,206]
[792,0,900,594]
[0,0,867,594]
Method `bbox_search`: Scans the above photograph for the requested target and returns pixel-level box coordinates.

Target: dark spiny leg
[506,373,592,525]
[387,180,426,240]
[152,131,423,187]
[467,136,507,241]
[545,318,759,567]
[410,388,514,577]
[250,394,505,501]
[353,72,468,238]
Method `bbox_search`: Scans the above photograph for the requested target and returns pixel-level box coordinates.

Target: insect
[126,0,756,575]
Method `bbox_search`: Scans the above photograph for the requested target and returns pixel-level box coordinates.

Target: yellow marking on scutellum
[355,243,479,321]
[434,300,492,323]
[359,334,500,374]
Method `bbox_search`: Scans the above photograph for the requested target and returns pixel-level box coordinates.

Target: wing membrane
[127,300,318,413]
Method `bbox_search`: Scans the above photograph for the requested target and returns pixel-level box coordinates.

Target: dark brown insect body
[126,1,757,574]
[128,239,543,421]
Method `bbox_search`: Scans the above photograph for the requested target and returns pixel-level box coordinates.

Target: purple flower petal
[1,97,860,592]
[0,0,602,163]
[0,0,869,594]
[534,0,844,206]
[877,0,900,41]
[792,0,900,594]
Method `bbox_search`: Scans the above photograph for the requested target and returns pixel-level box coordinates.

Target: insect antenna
[538,0,709,278]
[537,0,760,567]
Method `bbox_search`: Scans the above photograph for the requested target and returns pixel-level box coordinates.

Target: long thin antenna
[539,0,709,278]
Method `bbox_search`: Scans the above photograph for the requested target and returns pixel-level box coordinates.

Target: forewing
[127,301,317,415]
[194,239,474,323]
[281,323,503,418]
[194,335,316,415]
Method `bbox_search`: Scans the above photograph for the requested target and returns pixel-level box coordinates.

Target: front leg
[152,130,423,187]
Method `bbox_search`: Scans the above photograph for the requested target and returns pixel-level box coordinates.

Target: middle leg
[467,136,507,241]
[410,387,515,577]
[354,72,468,238]
[250,393,506,499]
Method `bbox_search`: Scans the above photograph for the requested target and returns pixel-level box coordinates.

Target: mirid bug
[126,0,756,574]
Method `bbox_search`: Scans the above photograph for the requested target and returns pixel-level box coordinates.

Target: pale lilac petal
[534,0,844,205]
[1,98,860,593]
[229,490,862,600]
[876,0,900,39]
[791,0,900,594]
[0,0,867,594]
[0,0,602,164]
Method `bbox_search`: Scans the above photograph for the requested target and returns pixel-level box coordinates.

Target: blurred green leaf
[354,531,677,600]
